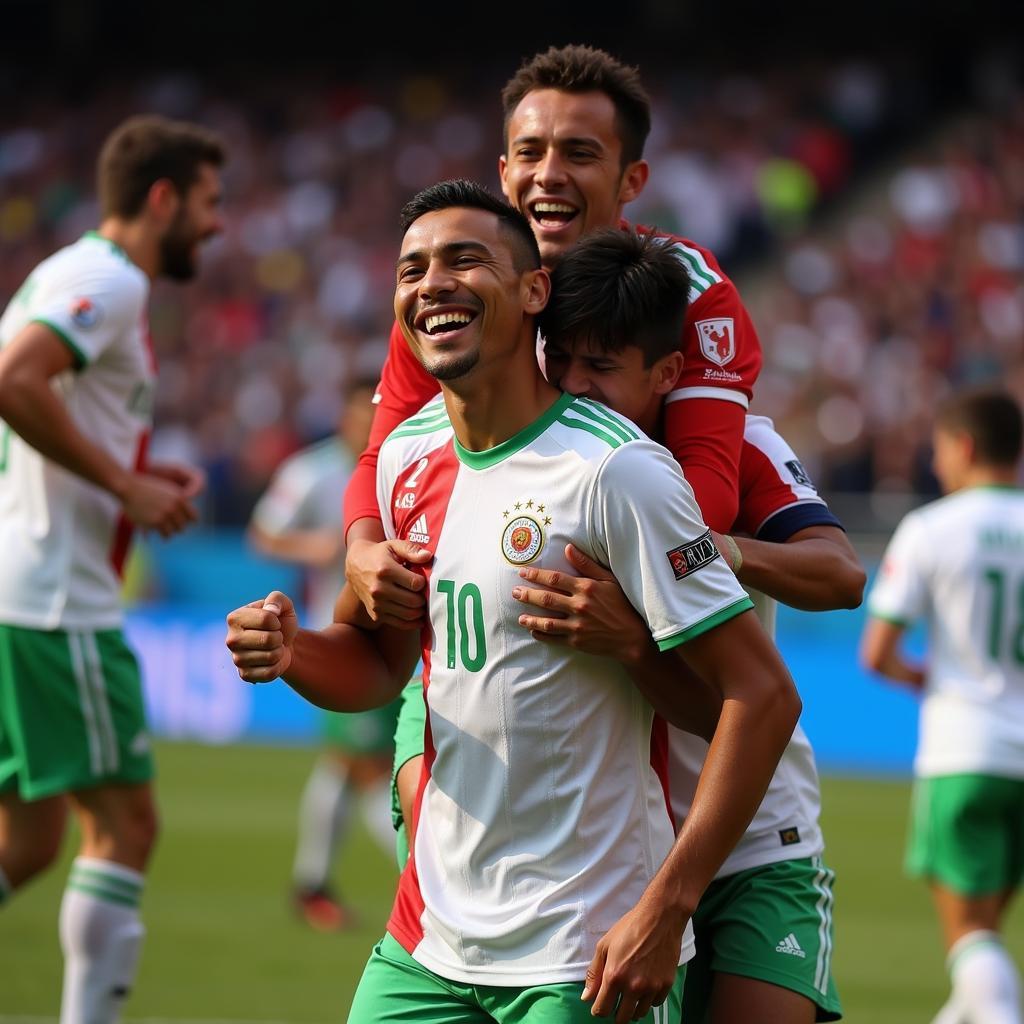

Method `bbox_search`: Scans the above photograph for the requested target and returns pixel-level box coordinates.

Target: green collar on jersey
[454,391,575,470]
[83,231,131,263]
[969,484,1024,492]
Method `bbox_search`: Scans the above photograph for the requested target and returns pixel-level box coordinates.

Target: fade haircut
[399,179,541,272]
[98,115,225,219]
[501,45,652,166]
[936,387,1023,466]
[538,229,690,367]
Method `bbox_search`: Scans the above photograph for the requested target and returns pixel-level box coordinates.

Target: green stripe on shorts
[684,856,842,1022]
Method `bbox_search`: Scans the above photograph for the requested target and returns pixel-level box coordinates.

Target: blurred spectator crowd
[0,52,1021,524]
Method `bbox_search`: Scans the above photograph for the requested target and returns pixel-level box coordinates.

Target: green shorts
[906,773,1024,896]
[322,696,402,756]
[0,624,154,801]
[391,676,427,835]
[348,932,685,1023]
[683,856,841,1022]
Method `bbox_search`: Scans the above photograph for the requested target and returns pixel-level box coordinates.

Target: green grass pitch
[1,741,1021,1022]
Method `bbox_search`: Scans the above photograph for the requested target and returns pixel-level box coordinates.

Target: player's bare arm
[512,544,722,739]
[0,323,198,537]
[714,524,865,611]
[585,610,801,1020]
[859,617,927,690]
[226,587,418,710]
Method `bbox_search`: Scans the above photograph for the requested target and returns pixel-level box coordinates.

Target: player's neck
[442,346,561,455]
[959,465,1021,491]
[97,219,160,280]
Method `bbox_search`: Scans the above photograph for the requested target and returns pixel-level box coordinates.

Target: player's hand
[146,460,207,500]
[117,471,199,537]
[345,537,431,629]
[511,544,650,664]
[225,591,299,682]
[582,893,684,1022]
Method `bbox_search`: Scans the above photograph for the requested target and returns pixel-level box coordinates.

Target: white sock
[360,776,398,856]
[292,758,352,891]
[0,862,11,905]
[948,930,1022,1024]
[59,857,145,1024]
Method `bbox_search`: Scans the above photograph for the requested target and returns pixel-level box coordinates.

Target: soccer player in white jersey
[862,389,1024,1024]
[227,180,801,1023]
[0,115,224,1024]
[249,378,401,930]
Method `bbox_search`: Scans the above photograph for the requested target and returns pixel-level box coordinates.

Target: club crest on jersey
[500,498,549,565]
[666,529,720,581]
[70,297,102,330]
[696,318,735,367]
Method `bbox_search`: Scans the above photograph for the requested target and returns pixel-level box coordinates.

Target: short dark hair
[538,229,690,366]
[98,115,225,219]
[399,179,541,272]
[935,387,1023,466]
[501,45,651,166]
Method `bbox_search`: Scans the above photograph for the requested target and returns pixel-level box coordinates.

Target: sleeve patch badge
[70,297,102,330]
[785,459,813,487]
[695,318,735,367]
[666,529,720,580]
[779,827,801,846]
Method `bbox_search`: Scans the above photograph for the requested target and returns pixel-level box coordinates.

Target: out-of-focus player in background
[248,377,399,931]
[862,389,1024,1024]
[342,44,764,627]
[0,116,224,1023]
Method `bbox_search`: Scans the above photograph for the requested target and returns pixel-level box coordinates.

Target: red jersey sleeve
[654,233,763,532]
[662,398,745,532]
[342,320,440,534]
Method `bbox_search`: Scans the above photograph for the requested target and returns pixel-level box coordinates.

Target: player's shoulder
[551,395,650,459]
[380,394,453,469]
[40,233,147,305]
[629,220,728,299]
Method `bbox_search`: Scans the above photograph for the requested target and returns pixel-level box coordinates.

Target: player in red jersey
[343,45,762,626]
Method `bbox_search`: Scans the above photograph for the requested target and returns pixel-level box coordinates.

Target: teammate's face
[395,206,548,383]
[159,163,224,281]
[499,89,649,270]
[544,336,681,435]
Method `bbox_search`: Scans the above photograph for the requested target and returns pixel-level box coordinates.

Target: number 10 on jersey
[436,579,487,671]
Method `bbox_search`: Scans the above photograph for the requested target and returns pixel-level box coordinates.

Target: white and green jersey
[378,392,752,987]
[250,437,352,628]
[0,232,152,630]
[868,485,1024,779]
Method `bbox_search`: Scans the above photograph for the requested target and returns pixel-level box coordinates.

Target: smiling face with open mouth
[395,206,533,383]
[499,88,648,270]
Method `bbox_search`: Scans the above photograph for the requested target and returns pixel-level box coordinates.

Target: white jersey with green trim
[0,232,152,630]
[868,486,1024,778]
[378,391,752,987]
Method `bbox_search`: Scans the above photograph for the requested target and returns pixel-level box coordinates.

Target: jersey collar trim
[82,230,131,263]
[453,391,575,470]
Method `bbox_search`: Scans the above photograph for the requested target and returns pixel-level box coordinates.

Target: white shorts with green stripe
[0,624,154,800]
